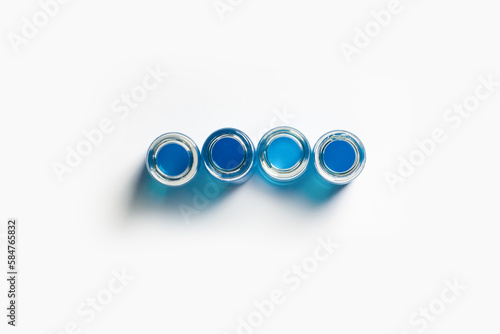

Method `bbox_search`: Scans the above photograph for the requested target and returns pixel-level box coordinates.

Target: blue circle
[267,136,302,170]
[211,137,245,171]
[323,140,356,173]
[156,143,190,177]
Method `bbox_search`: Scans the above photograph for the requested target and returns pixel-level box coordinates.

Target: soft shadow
[127,161,347,224]
[255,163,348,206]
[129,164,238,222]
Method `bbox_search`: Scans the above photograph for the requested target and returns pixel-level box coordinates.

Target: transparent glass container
[202,128,255,184]
[146,132,200,186]
[313,130,366,185]
[257,126,310,184]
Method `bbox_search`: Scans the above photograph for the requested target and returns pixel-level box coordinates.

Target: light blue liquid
[267,136,302,170]
[156,143,190,177]
[211,137,245,170]
[323,140,356,173]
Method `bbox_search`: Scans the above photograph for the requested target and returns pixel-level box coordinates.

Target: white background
[1,0,499,333]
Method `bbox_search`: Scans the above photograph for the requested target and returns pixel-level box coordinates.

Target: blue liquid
[323,140,356,173]
[156,143,190,177]
[211,137,245,170]
[267,136,302,170]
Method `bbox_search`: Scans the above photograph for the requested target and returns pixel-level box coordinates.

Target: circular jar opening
[257,127,310,183]
[156,142,191,177]
[202,128,255,183]
[314,130,365,185]
[146,133,200,186]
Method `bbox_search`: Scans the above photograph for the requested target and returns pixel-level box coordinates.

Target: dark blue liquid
[323,140,356,173]
[211,137,245,171]
[267,136,301,170]
[156,143,190,177]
